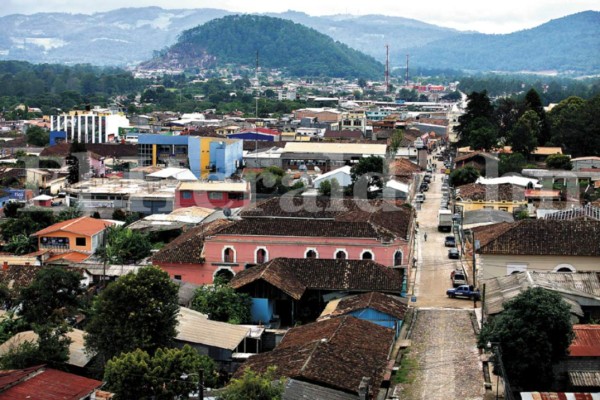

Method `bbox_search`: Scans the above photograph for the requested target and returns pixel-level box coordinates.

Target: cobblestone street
[397,308,484,400]
[397,156,486,399]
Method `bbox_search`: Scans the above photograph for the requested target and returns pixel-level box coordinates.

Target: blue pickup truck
[446,285,481,300]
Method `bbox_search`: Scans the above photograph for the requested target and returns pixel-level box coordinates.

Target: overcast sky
[2,0,598,34]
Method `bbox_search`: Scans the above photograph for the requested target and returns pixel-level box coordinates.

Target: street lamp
[181,370,204,400]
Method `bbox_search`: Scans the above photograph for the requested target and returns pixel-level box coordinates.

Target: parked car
[448,248,460,259]
[444,236,456,247]
[415,193,426,203]
[446,285,480,300]
[420,183,429,192]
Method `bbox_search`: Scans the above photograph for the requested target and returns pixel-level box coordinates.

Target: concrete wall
[479,254,600,280]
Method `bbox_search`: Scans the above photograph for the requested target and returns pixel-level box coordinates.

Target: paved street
[398,154,485,400]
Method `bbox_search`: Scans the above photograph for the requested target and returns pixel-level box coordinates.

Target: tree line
[456,88,600,158]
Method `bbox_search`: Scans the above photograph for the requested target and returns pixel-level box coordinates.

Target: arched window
[306,249,317,259]
[335,250,347,260]
[553,264,575,273]
[214,268,234,283]
[256,248,267,264]
[223,247,235,263]
[394,250,403,266]
[361,250,373,260]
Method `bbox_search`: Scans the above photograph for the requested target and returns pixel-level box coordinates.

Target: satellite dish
[223,207,232,218]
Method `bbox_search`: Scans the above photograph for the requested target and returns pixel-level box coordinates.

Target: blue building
[49,131,67,146]
[138,134,243,179]
[318,291,408,338]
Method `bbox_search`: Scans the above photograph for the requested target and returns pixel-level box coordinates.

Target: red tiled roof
[32,217,114,237]
[569,325,600,357]
[477,220,600,256]
[234,316,394,395]
[45,251,91,264]
[229,258,403,300]
[152,219,234,264]
[457,183,525,202]
[0,366,102,400]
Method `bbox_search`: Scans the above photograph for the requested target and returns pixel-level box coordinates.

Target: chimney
[2,262,7,271]
[358,377,370,400]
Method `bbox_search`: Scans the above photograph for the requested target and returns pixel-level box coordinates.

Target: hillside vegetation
[149,15,384,79]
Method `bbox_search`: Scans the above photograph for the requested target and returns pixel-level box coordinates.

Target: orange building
[32,217,114,254]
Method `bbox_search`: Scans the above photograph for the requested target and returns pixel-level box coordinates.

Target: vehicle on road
[437,209,452,232]
[416,193,426,203]
[444,235,456,247]
[448,248,459,259]
[446,285,481,300]
[451,269,467,286]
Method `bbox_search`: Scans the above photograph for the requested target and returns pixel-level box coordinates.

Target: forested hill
[408,11,600,75]
[142,15,384,79]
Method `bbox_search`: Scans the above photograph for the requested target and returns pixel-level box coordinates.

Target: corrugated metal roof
[483,272,585,317]
[570,325,600,357]
[0,367,101,400]
[176,307,251,351]
[282,378,359,400]
[568,371,600,388]
[0,329,94,368]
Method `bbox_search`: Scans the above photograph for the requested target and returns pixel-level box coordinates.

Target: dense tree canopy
[219,367,284,400]
[85,266,180,363]
[25,126,49,146]
[449,166,480,187]
[350,155,385,198]
[478,287,574,390]
[191,279,252,324]
[18,267,82,326]
[104,345,218,400]
[508,110,540,157]
[96,226,152,265]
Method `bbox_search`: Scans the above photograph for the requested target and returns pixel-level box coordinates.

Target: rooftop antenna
[385,44,390,94]
[255,50,259,119]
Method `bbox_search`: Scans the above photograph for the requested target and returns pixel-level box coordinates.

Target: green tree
[18,266,83,326]
[548,96,586,156]
[466,117,498,151]
[219,367,284,400]
[56,205,83,222]
[388,129,404,157]
[3,234,37,255]
[317,178,341,197]
[112,208,127,221]
[191,279,252,324]
[508,110,540,158]
[449,166,480,187]
[85,266,180,363]
[350,155,384,199]
[524,88,551,146]
[104,345,218,400]
[25,126,49,146]
[545,154,572,170]
[498,153,527,176]
[3,202,24,218]
[0,324,72,370]
[455,91,495,145]
[97,226,152,264]
[478,287,574,390]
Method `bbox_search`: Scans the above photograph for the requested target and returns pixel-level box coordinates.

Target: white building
[50,109,130,144]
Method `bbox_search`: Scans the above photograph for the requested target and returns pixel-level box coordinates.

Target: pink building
[175,181,251,210]
[153,198,415,285]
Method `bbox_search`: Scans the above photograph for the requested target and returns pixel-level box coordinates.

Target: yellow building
[455,183,526,213]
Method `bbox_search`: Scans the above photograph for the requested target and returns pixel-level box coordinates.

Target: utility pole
[472,230,477,288]
[405,54,410,87]
[384,44,390,94]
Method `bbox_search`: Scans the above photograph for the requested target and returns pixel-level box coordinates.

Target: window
[394,250,403,266]
[181,191,193,200]
[361,251,373,260]
[209,192,223,200]
[499,207,508,212]
[76,237,86,246]
[214,268,234,283]
[256,248,267,264]
[229,192,244,201]
[335,250,347,260]
[305,249,317,259]
[223,247,235,263]
[174,275,182,281]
